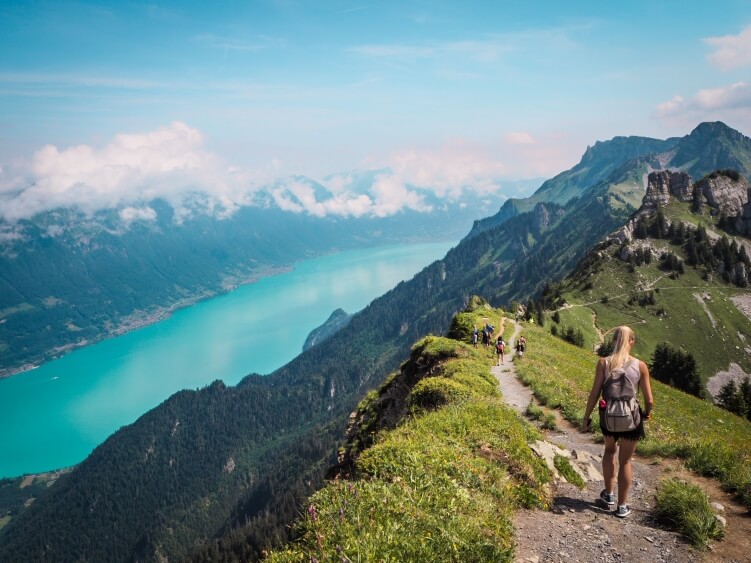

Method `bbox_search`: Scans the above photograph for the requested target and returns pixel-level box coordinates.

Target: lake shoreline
[0,265,293,380]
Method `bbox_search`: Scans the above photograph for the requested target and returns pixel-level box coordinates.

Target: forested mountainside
[550,168,751,390]
[0,191,483,375]
[2,122,750,562]
[469,121,751,238]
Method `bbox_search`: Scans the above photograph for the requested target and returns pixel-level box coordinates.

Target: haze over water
[0,241,454,478]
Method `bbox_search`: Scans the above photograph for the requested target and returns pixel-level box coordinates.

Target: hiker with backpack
[581,325,654,519]
[495,336,505,365]
[472,326,479,348]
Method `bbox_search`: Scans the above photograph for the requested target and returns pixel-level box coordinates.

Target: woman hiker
[581,325,654,518]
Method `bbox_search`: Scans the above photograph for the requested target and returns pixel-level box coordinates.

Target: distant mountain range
[2,122,751,562]
[0,171,537,375]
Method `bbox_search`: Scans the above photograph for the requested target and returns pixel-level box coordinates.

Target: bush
[654,478,724,548]
[408,377,471,412]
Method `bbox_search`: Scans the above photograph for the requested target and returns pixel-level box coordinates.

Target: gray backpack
[601,359,641,433]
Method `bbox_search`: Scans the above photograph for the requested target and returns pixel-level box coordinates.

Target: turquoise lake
[0,241,455,478]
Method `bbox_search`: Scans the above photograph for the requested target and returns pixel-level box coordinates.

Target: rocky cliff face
[609,169,750,244]
[643,171,693,208]
[697,173,750,217]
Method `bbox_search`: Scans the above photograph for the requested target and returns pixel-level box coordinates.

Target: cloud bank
[0,123,535,224]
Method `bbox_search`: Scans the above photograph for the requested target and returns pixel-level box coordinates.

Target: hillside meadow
[271,304,751,560]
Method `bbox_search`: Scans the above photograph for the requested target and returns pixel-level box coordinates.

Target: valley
[3,121,751,562]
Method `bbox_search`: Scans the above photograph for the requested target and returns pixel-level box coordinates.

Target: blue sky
[1,1,751,221]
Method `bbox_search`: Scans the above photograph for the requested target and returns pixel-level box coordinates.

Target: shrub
[409,377,471,412]
[654,478,724,548]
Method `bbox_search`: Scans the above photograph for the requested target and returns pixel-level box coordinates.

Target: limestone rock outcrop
[643,170,693,208]
[696,172,750,217]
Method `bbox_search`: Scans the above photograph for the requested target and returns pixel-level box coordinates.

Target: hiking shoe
[615,504,632,518]
[599,490,616,507]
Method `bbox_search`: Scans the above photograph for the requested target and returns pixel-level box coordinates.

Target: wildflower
[339,507,345,520]
[307,504,318,522]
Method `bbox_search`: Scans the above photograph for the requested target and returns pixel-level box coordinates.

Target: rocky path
[490,323,749,563]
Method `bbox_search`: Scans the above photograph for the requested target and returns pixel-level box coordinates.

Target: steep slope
[3,122,750,562]
[669,121,751,178]
[469,121,751,239]
[270,312,751,561]
[469,135,676,237]
[549,169,751,387]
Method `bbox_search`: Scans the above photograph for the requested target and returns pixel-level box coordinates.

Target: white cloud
[0,122,562,225]
[119,206,158,225]
[504,131,535,145]
[705,25,751,70]
[655,82,751,127]
[387,143,507,198]
[370,174,431,217]
[0,121,271,222]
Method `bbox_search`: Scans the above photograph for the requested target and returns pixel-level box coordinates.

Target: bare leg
[602,436,617,495]
[616,438,638,506]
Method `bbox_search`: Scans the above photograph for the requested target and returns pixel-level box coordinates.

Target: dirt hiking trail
[490,321,750,563]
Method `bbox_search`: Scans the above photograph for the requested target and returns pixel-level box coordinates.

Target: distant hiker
[484,323,494,348]
[515,337,525,358]
[581,326,654,519]
[495,336,505,365]
[472,326,479,348]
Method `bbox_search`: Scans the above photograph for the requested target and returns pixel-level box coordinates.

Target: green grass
[654,478,724,548]
[270,310,553,562]
[515,323,751,509]
[554,455,586,489]
[554,306,600,352]
[562,232,751,381]
[525,403,544,421]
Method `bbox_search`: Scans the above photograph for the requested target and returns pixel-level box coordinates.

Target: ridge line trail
[489,321,745,563]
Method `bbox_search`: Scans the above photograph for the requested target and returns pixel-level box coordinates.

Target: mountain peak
[689,121,738,138]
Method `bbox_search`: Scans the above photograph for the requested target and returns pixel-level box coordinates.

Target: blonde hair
[608,325,635,371]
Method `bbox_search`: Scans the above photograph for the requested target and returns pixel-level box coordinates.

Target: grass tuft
[553,454,586,489]
[654,478,724,548]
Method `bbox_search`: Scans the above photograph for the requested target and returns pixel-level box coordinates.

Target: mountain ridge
[3,121,751,562]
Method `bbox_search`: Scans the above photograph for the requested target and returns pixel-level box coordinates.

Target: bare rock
[643,171,693,208]
[697,173,750,217]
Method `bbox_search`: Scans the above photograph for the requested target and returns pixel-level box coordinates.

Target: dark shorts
[599,408,646,442]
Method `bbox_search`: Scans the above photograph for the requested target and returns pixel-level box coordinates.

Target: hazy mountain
[0,174,506,375]
[2,122,750,562]
[469,121,751,239]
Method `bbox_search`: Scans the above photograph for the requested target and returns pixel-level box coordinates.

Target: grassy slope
[269,307,552,562]
[516,323,751,507]
[556,200,751,381]
[271,304,751,561]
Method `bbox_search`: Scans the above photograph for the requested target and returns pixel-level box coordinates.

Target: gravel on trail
[490,323,747,563]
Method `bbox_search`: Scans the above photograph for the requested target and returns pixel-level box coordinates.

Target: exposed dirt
[492,323,751,563]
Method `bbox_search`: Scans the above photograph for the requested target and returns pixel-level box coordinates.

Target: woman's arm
[639,360,654,418]
[582,358,607,430]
